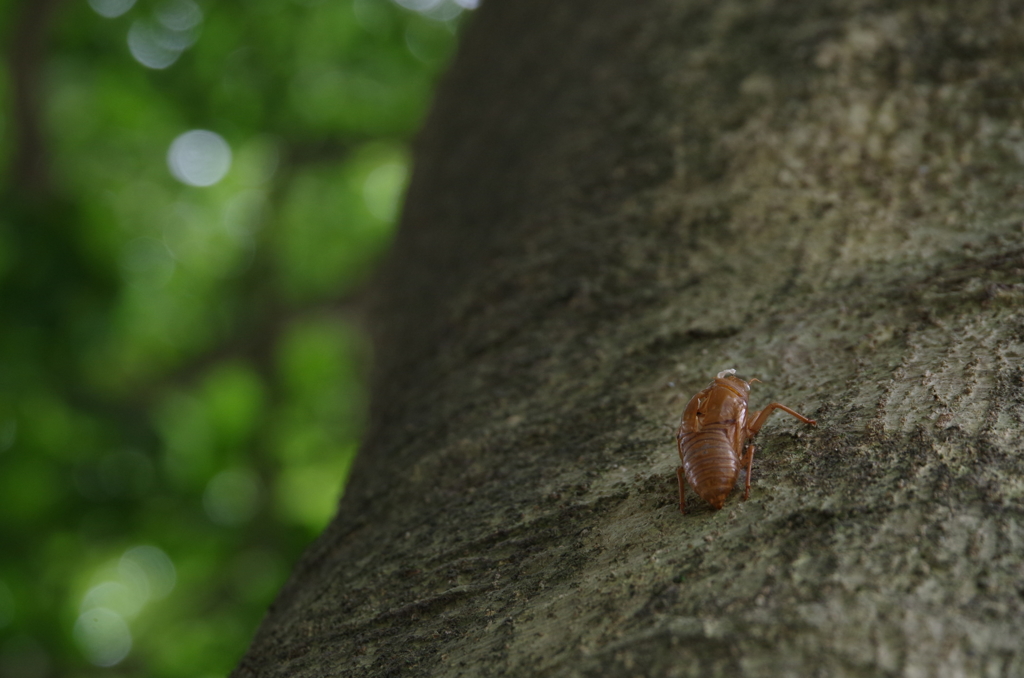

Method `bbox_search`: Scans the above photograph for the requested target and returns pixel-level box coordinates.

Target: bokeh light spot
[203,468,260,526]
[126,0,201,69]
[80,582,143,620]
[392,0,472,20]
[120,546,177,601]
[155,0,203,31]
[168,130,233,187]
[88,0,137,19]
[73,608,132,667]
[392,0,443,12]
[362,160,408,222]
[116,559,150,606]
[127,20,184,69]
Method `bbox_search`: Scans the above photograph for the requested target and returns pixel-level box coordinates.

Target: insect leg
[676,429,687,514]
[746,403,817,437]
[739,444,755,500]
[676,466,687,514]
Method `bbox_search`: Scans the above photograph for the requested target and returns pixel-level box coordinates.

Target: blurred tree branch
[6,0,65,199]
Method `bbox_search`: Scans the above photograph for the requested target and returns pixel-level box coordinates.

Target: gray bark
[234,0,1024,676]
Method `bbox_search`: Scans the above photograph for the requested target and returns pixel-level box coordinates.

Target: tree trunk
[234,0,1024,676]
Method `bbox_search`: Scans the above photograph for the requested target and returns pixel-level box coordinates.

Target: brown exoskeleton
[676,369,816,513]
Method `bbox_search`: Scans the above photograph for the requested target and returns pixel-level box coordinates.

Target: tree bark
[235,0,1024,676]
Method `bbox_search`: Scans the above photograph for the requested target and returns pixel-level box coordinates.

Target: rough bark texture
[235,0,1024,676]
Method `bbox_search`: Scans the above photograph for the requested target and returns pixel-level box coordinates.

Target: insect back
[675,369,816,513]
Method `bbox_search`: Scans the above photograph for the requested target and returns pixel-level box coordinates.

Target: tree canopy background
[0,0,469,675]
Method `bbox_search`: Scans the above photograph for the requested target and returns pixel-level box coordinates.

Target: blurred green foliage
[0,0,465,675]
